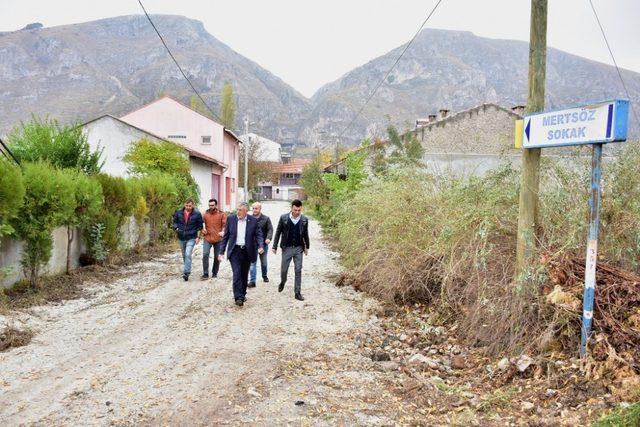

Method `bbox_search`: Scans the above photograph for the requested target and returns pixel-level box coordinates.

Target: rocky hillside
[0,15,311,144]
[1,18,639,147]
[308,29,640,146]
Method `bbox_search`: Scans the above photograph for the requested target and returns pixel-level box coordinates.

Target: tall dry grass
[332,144,640,355]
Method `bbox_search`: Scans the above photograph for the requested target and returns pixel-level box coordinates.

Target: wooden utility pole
[515,0,548,278]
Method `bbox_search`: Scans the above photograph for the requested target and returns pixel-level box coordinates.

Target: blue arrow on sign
[525,119,531,141]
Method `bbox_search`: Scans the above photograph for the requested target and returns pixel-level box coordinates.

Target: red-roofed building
[257,159,310,201]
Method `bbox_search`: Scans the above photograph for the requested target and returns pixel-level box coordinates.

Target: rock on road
[0,201,394,426]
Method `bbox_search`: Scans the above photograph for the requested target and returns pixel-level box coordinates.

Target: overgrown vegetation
[13,162,75,288]
[1,119,188,290]
[0,159,25,241]
[303,124,640,368]
[61,170,103,273]
[123,137,199,205]
[8,116,103,174]
[593,402,640,427]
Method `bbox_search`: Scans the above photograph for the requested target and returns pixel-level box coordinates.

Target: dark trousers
[281,246,303,294]
[202,241,221,277]
[229,246,251,301]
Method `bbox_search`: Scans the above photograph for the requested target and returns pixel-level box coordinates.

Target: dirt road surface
[0,201,401,426]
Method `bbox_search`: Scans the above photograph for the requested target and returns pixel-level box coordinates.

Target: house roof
[120,96,242,144]
[414,103,523,131]
[269,159,311,174]
[81,114,228,169]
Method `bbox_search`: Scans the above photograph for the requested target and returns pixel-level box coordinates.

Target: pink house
[120,97,241,212]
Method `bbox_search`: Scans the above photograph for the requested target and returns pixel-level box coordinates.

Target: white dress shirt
[236,216,247,246]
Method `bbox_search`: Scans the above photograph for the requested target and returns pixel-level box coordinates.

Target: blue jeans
[202,240,222,277]
[249,243,269,283]
[179,238,196,275]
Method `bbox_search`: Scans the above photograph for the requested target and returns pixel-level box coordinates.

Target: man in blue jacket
[172,198,203,281]
[218,202,264,307]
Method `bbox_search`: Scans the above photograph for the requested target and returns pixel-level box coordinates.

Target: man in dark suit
[272,199,310,301]
[219,202,264,306]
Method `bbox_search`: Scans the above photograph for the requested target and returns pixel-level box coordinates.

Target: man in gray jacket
[248,202,273,287]
[272,199,310,301]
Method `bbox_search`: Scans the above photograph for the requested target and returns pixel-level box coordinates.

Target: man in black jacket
[272,199,310,301]
[172,198,203,281]
[249,202,273,287]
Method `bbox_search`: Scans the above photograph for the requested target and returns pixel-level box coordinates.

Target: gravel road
[0,201,395,426]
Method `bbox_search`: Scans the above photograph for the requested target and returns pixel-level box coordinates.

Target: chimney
[511,105,526,116]
[428,114,437,122]
[415,118,429,128]
[438,109,450,120]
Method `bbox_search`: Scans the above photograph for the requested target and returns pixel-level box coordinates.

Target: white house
[119,96,241,211]
[240,132,282,162]
[82,115,226,211]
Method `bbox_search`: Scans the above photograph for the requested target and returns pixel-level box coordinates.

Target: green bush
[94,174,133,253]
[60,169,103,272]
[124,138,199,205]
[8,116,103,174]
[12,162,75,287]
[137,172,179,242]
[0,158,25,240]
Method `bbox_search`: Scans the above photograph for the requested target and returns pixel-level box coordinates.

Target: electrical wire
[336,0,444,142]
[587,0,640,126]
[137,0,222,122]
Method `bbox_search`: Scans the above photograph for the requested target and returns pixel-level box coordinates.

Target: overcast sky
[1,0,638,98]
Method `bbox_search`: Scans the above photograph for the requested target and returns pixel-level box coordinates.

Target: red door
[225,177,232,207]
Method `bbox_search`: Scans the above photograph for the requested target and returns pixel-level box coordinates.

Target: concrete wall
[85,116,167,177]
[190,157,213,212]
[415,104,518,155]
[1,217,149,289]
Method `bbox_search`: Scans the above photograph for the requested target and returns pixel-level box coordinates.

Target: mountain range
[1,14,638,147]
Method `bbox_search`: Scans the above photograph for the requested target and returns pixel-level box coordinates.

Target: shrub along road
[0,201,403,425]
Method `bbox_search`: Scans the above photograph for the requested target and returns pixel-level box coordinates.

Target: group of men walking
[171,199,310,307]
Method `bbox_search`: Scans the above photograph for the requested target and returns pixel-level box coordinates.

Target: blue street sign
[519,99,631,359]
[521,99,629,149]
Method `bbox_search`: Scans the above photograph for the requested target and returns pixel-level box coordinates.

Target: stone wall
[414,104,519,155]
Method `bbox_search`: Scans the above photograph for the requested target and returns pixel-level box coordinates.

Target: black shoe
[183,273,189,281]
[200,274,209,281]
[235,299,244,307]
[278,282,285,292]
[212,275,217,279]
[295,293,305,301]
[263,276,269,283]
[248,282,256,288]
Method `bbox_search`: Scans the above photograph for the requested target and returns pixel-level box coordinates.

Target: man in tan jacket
[201,198,227,280]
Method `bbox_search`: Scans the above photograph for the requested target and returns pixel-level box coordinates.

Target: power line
[0,137,20,166]
[587,0,640,126]
[137,0,222,122]
[336,0,444,142]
